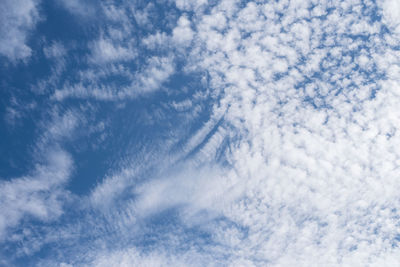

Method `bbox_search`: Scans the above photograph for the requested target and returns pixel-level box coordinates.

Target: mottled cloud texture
[2,0,400,266]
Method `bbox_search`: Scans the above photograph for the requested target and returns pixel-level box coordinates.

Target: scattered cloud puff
[43,42,67,59]
[89,37,136,64]
[4,96,37,126]
[0,0,41,61]
[173,0,207,12]
[57,0,96,18]
[172,16,194,46]
[0,148,72,240]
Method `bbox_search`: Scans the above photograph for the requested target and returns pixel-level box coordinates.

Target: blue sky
[1,0,400,266]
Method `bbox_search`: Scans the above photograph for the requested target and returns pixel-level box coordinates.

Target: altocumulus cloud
[1,0,400,266]
[0,0,41,62]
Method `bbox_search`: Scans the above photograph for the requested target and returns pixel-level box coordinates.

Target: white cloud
[380,0,400,34]
[4,96,37,126]
[52,55,174,100]
[142,32,170,50]
[135,56,175,94]
[86,246,211,267]
[43,42,67,59]
[133,167,228,222]
[35,108,81,151]
[0,148,72,240]
[9,1,400,266]
[0,0,41,61]
[172,16,194,46]
[89,37,136,64]
[174,0,207,12]
[97,0,400,265]
[46,1,183,101]
[57,0,96,17]
[0,107,82,242]
[174,0,400,264]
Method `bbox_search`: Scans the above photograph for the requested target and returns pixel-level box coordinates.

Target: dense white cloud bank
[182,0,400,265]
[83,0,400,266]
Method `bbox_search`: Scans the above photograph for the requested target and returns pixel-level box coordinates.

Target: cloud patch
[0,0,41,61]
[0,149,72,240]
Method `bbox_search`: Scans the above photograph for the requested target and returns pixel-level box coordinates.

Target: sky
[1,0,400,266]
